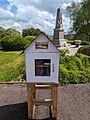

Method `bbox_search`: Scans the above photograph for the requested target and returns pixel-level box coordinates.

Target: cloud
[0,7,14,20]
[16,5,54,20]
[0,0,82,35]
[62,3,71,9]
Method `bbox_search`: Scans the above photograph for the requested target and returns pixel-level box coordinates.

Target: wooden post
[27,83,36,119]
[27,86,33,119]
[51,84,58,119]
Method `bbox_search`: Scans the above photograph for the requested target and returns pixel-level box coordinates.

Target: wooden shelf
[36,65,50,67]
[33,98,52,106]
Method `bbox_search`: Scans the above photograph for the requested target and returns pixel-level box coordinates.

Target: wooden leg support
[27,87,33,119]
[27,83,58,119]
[51,85,58,119]
[27,83,36,119]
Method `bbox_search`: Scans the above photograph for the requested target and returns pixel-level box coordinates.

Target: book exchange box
[25,33,60,83]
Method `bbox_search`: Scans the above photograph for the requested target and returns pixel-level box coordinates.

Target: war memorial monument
[53,8,66,47]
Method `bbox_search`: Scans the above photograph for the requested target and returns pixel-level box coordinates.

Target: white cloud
[0,0,82,34]
[13,22,21,28]
[16,5,54,20]
[62,3,71,9]
[0,7,14,20]
[23,18,54,35]
[0,20,14,26]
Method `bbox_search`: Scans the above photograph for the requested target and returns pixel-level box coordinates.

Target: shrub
[77,46,90,56]
[59,47,69,56]
[25,36,36,43]
[0,39,2,48]
[81,41,90,45]
[59,54,90,84]
[66,39,75,45]
[1,35,29,51]
[59,64,69,84]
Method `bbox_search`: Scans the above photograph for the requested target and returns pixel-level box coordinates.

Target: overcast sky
[0,0,81,35]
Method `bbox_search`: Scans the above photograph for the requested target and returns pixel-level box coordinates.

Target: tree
[0,30,4,39]
[0,26,4,30]
[0,27,21,48]
[0,26,5,39]
[2,28,21,37]
[22,27,46,37]
[0,28,21,38]
[67,0,90,41]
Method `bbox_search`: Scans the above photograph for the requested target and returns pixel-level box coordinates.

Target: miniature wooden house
[25,33,60,83]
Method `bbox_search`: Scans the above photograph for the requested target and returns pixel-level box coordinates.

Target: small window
[35,59,51,76]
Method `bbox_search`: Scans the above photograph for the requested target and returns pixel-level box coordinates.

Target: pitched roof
[24,32,59,52]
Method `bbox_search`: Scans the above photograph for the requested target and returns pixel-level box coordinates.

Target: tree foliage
[2,28,21,37]
[0,30,4,39]
[0,27,21,39]
[0,27,21,47]
[22,27,45,37]
[67,0,90,41]
[0,26,4,30]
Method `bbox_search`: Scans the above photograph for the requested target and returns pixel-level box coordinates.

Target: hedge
[77,46,90,56]
[1,35,29,51]
[59,54,90,84]
[25,36,36,43]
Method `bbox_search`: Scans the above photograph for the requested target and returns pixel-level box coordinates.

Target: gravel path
[66,45,81,56]
[0,83,90,120]
[57,84,90,120]
[66,44,90,56]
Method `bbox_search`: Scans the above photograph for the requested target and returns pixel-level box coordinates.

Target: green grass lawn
[0,51,25,82]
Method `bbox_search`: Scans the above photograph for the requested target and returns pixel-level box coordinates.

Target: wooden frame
[35,59,51,76]
[27,82,58,119]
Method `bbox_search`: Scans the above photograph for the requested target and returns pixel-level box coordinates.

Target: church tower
[53,8,64,47]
